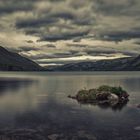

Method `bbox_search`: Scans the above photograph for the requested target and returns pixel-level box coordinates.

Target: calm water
[0,72,140,140]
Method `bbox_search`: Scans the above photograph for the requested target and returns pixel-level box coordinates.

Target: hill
[46,56,140,71]
[0,46,43,71]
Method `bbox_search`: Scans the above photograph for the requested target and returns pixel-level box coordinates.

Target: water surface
[0,72,140,140]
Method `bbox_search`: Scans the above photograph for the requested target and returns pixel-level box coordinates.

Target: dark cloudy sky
[0,0,140,66]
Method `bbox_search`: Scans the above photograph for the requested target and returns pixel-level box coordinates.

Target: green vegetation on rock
[70,85,129,104]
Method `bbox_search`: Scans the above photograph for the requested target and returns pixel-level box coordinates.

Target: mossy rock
[97,85,112,92]
[76,90,89,101]
[69,85,129,104]
[96,91,111,101]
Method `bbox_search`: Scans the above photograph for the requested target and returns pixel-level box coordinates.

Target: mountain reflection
[0,78,34,94]
[0,77,38,120]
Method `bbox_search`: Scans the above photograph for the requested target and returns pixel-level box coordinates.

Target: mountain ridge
[46,55,140,71]
[0,46,43,71]
[1,46,140,71]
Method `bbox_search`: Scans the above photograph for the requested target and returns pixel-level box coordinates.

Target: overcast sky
[0,0,140,66]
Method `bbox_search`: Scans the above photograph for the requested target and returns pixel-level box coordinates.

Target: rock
[137,104,140,108]
[77,130,97,140]
[68,85,129,109]
[108,94,119,106]
[68,95,76,99]
[123,93,129,98]
[68,85,129,103]
[0,128,45,140]
[108,94,119,101]
[96,92,110,101]
[48,134,59,140]
[134,126,140,131]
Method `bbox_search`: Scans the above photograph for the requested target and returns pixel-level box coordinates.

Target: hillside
[46,56,140,71]
[0,46,43,71]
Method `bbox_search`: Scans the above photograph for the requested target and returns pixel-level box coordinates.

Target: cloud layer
[0,0,140,66]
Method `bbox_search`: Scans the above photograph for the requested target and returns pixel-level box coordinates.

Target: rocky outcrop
[68,85,129,107]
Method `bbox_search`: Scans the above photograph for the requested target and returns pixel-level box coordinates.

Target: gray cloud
[26,40,34,44]
[0,0,140,65]
[11,0,140,42]
[16,18,58,28]
[19,46,40,52]
[38,29,90,42]
[0,0,36,14]
[99,30,140,42]
[24,51,78,61]
[135,41,140,45]
[94,0,140,16]
[14,0,93,41]
[67,44,89,48]
[42,44,56,48]
[85,49,138,57]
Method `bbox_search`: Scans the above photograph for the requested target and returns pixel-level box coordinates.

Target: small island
[68,85,129,107]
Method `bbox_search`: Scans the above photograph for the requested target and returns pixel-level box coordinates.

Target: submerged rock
[77,130,97,140]
[48,134,59,140]
[137,104,140,108]
[0,128,45,140]
[134,126,140,131]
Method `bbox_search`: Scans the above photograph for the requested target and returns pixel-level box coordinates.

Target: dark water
[0,72,140,140]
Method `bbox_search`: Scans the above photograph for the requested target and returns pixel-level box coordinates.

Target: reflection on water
[0,72,140,140]
[0,78,34,94]
[77,100,129,111]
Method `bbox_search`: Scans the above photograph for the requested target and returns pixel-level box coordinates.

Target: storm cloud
[0,0,140,66]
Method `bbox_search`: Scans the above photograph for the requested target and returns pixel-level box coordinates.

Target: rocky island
[68,85,129,107]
